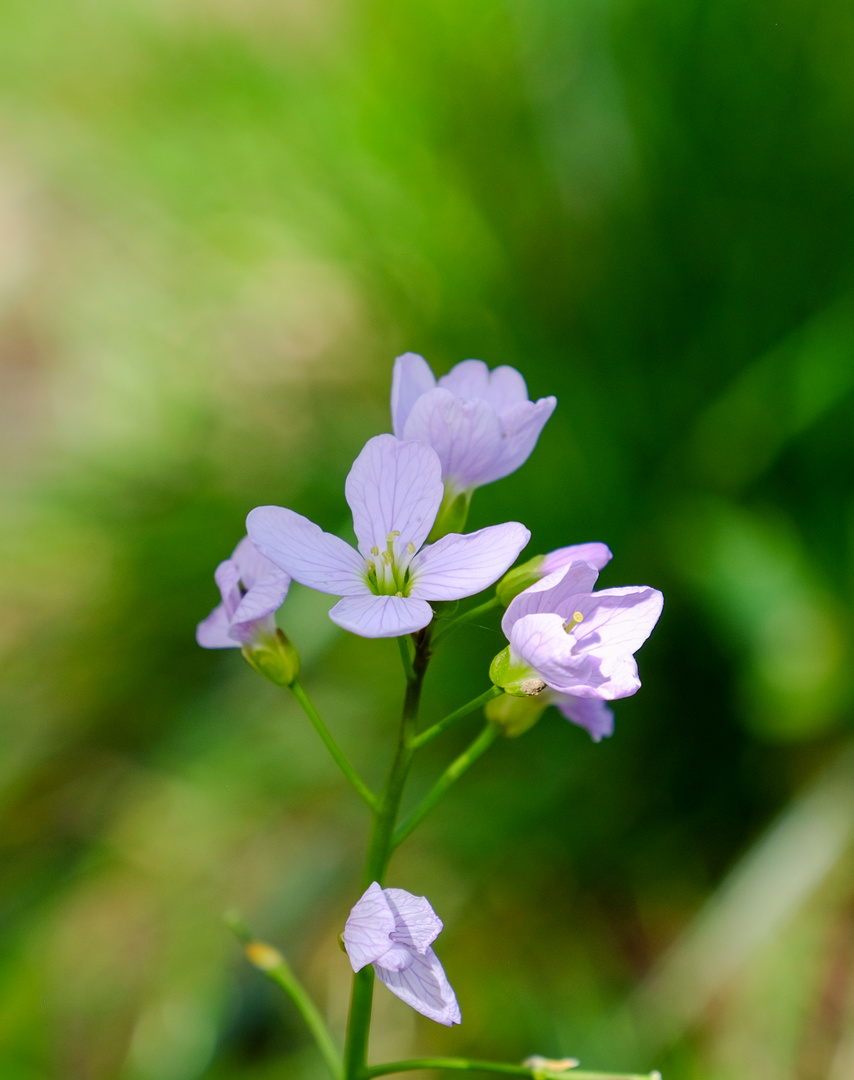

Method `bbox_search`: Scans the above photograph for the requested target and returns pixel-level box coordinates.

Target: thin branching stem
[393,722,499,847]
[432,594,503,648]
[364,1058,660,1079]
[290,679,377,810]
[343,629,432,1080]
[412,685,503,748]
[225,913,343,1080]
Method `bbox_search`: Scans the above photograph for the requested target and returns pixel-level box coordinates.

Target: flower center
[563,610,584,634]
[365,531,418,598]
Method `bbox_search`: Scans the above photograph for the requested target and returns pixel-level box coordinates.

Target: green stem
[290,679,377,810]
[412,686,503,748]
[343,966,375,1080]
[364,1060,660,1079]
[343,629,432,1080]
[432,595,503,648]
[397,634,416,682]
[225,913,343,1080]
[393,723,499,848]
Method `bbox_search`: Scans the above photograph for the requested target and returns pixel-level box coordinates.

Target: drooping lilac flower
[246,434,530,639]
[391,353,557,497]
[196,536,291,649]
[496,541,613,605]
[492,561,663,735]
[343,882,461,1026]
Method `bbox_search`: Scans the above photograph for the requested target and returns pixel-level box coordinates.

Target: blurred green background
[2,1,854,1078]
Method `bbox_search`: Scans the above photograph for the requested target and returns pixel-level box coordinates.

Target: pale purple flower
[196,536,291,649]
[391,353,557,496]
[246,434,530,639]
[498,560,663,717]
[343,882,461,1026]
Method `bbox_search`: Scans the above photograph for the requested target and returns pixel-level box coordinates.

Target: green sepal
[241,628,301,687]
[489,645,547,698]
[427,486,471,542]
[495,554,546,606]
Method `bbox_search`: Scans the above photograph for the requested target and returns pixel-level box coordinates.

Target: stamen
[363,529,414,600]
[563,611,584,634]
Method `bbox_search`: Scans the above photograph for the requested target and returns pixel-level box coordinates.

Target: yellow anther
[386,530,400,541]
[381,550,392,565]
[407,541,416,555]
[370,545,380,556]
[396,590,403,597]
[366,559,376,573]
[563,611,585,634]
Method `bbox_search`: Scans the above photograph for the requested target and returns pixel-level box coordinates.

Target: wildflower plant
[199,354,664,1080]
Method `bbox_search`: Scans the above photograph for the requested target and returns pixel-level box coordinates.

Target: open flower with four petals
[492,561,663,739]
[247,434,530,639]
[391,353,557,500]
[343,882,461,1026]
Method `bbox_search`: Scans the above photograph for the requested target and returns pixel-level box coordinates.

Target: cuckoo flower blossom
[196,536,291,649]
[247,434,529,639]
[391,353,557,497]
[343,882,461,1026]
[493,561,663,736]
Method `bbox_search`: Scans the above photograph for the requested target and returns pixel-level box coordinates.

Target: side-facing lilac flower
[391,353,557,497]
[343,882,461,1026]
[491,561,663,738]
[196,536,291,649]
[246,434,530,639]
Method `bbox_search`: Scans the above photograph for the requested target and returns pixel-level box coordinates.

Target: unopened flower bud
[427,486,471,542]
[495,555,546,605]
[241,628,301,687]
[522,1056,579,1077]
[496,542,613,606]
[485,691,548,737]
[245,941,284,971]
[489,645,544,697]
